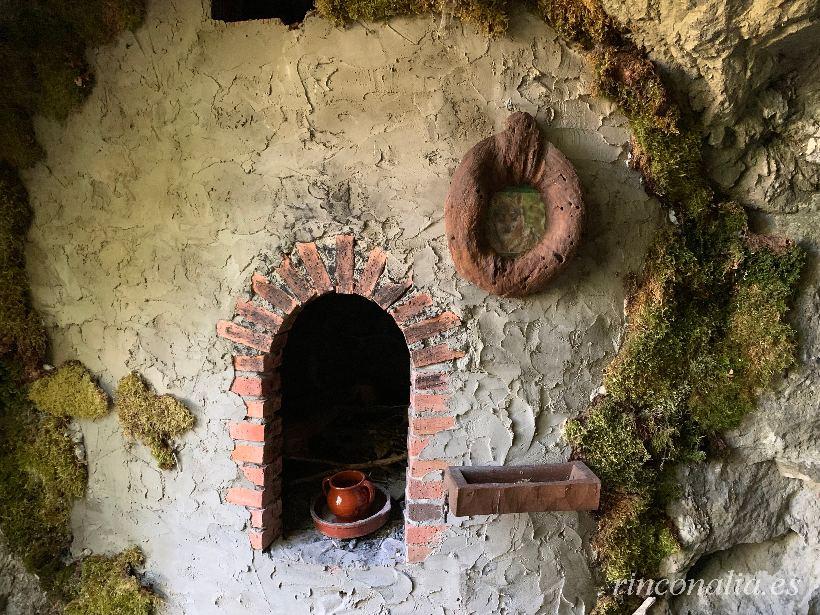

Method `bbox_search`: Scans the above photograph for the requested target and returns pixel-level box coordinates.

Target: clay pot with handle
[322,470,376,521]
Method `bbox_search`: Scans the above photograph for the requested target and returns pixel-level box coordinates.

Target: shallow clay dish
[311,483,391,539]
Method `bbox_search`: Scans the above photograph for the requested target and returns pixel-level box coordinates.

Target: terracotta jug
[322,470,376,521]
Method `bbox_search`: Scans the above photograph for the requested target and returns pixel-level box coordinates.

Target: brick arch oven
[217,235,464,563]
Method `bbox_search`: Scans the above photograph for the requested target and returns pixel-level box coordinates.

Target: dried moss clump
[0,361,86,580]
[29,361,110,420]
[316,0,511,35]
[116,372,195,469]
[64,548,160,615]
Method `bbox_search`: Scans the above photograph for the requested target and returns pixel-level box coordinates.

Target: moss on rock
[593,493,678,586]
[64,548,160,615]
[528,0,806,597]
[566,399,651,493]
[115,372,195,470]
[29,361,110,420]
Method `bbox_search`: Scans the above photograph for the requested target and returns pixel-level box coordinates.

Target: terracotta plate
[311,483,392,539]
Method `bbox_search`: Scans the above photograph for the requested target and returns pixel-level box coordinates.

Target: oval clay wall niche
[444,111,585,298]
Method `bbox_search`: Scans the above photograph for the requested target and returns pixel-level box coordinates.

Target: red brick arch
[216,234,464,562]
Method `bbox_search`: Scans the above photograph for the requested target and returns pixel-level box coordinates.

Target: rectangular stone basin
[444,461,600,517]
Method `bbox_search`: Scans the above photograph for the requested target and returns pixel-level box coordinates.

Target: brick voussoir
[217,320,273,353]
[356,247,387,297]
[235,299,283,334]
[252,273,299,314]
[373,276,413,309]
[296,241,333,293]
[277,255,316,303]
[389,293,433,323]
[335,234,355,293]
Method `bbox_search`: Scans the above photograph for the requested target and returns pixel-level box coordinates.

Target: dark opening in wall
[280,293,410,534]
[211,0,314,25]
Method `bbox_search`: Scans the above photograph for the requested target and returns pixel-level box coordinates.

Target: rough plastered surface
[10,1,818,614]
[17,2,659,613]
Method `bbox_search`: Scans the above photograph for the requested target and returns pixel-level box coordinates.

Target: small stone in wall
[115,372,194,470]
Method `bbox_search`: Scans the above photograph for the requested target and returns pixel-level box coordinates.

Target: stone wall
[8,0,818,613]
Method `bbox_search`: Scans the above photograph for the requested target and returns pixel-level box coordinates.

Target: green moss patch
[116,372,195,470]
[592,493,678,585]
[0,164,47,376]
[64,548,160,615]
[0,360,85,582]
[316,0,511,35]
[29,361,110,420]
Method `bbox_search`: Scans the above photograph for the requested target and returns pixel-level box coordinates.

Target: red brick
[412,393,448,413]
[236,299,283,334]
[410,458,449,478]
[233,354,270,373]
[390,293,432,323]
[407,544,433,563]
[277,255,315,303]
[244,397,280,418]
[373,277,413,309]
[249,526,280,550]
[231,443,273,465]
[413,370,449,392]
[408,502,444,523]
[230,376,271,397]
[226,486,270,508]
[407,476,444,499]
[356,247,387,297]
[229,421,265,442]
[217,320,272,353]
[411,416,455,436]
[296,242,333,294]
[241,460,282,486]
[408,435,429,456]
[335,234,355,293]
[405,524,445,545]
[412,344,465,368]
[402,312,460,345]
[252,273,299,313]
[249,501,283,528]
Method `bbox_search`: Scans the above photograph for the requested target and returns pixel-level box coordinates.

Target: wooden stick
[286,454,407,486]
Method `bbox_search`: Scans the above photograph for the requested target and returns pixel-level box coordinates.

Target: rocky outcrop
[602,0,820,214]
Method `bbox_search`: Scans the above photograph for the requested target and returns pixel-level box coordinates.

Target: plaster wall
[19,1,662,612]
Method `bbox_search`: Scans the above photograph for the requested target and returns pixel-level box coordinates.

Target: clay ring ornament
[444,111,584,297]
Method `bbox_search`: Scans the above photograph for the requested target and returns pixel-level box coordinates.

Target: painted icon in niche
[484,185,547,256]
